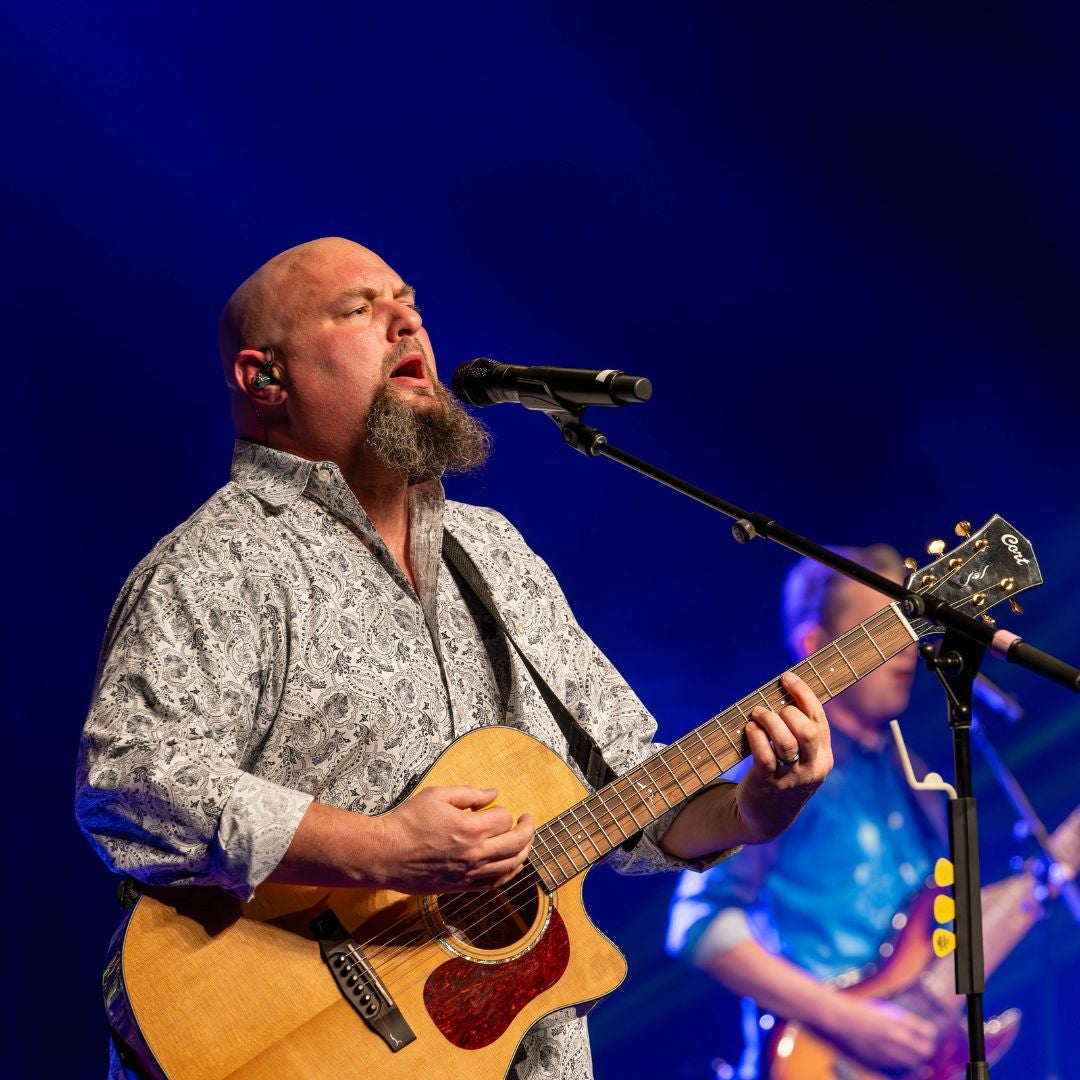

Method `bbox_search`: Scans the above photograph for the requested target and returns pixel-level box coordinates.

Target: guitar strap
[442,529,617,790]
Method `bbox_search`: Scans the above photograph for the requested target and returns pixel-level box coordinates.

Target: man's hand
[831,994,940,1071]
[660,671,832,859]
[369,786,535,894]
[735,670,833,843]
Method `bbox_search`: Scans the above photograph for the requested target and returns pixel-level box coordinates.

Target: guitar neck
[531,602,919,889]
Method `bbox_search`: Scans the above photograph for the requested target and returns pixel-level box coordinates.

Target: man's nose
[384,298,423,339]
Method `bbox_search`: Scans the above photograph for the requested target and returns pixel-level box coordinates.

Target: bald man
[76,238,832,1079]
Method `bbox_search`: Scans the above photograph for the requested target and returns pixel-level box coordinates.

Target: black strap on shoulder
[442,529,616,789]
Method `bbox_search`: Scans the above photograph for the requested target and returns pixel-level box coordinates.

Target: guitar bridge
[311,909,416,1053]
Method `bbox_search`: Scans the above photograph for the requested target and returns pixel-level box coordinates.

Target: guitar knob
[904,557,919,572]
[980,614,997,628]
[926,539,946,556]
[954,521,972,538]
[1009,598,1024,614]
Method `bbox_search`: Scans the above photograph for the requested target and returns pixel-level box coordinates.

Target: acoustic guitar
[103,516,1041,1079]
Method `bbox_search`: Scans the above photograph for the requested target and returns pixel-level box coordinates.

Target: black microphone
[452,357,652,411]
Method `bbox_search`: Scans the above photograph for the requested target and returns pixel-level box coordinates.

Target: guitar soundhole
[434,868,543,953]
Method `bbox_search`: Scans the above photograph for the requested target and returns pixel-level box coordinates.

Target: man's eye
[350,305,370,316]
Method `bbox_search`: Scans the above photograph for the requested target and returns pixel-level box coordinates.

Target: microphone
[972,673,1024,722]
[452,357,652,411]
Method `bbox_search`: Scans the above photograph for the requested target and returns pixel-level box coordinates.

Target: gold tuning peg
[1009,598,1024,615]
[980,614,997,628]
[927,539,946,556]
[954,521,972,538]
[904,557,918,572]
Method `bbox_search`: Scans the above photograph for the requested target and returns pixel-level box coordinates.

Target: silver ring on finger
[776,751,800,768]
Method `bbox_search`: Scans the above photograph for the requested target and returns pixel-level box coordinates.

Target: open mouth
[388,354,431,387]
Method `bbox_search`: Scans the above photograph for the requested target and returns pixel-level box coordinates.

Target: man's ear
[792,620,826,659]
[235,348,286,403]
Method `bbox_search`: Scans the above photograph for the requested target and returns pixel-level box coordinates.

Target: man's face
[269,240,440,459]
[823,577,918,725]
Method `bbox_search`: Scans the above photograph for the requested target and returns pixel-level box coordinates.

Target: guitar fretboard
[530,603,919,890]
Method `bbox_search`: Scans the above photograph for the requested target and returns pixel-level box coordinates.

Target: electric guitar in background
[765,802,1080,1080]
[104,517,1041,1080]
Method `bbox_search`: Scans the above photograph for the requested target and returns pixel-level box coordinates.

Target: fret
[542,825,586,880]
[547,820,590,874]
[656,752,690,799]
[673,738,706,785]
[861,622,887,662]
[529,853,559,893]
[802,654,834,698]
[717,715,742,755]
[632,763,675,812]
[562,805,605,861]
[607,777,651,832]
[580,792,619,848]
[530,830,565,890]
[834,640,859,680]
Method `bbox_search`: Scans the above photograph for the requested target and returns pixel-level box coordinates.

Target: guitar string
[327,604,928,992]
[319,555,999,996]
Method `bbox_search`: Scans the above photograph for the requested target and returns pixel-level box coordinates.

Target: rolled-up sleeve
[75,562,311,899]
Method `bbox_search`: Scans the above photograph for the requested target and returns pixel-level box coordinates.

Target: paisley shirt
[76,440,734,1080]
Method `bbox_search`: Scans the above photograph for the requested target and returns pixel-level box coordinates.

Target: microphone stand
[542,406,1080,1079]
[971,708,1080,1079]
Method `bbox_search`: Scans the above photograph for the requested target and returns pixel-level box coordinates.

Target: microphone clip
[548,410,609,457]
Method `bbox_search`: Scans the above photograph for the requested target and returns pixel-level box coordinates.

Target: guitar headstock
[905,516,1042,634]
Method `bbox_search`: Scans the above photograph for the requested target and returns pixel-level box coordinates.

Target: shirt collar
[230,440,316,511]
[229,438,446,543]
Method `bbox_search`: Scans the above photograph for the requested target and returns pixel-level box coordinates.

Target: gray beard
[364,381,491,482]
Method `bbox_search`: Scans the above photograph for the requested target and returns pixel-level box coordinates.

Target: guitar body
[764,890,1021,1080]
[107,727,628,1079]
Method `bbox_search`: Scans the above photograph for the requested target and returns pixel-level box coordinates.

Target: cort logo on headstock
[1001,534,1031,565]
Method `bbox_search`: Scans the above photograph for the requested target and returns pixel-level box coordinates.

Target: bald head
[219,237,391,386]
[217,236,462,476]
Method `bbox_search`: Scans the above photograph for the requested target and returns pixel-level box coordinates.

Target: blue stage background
[5,3,1079,1077]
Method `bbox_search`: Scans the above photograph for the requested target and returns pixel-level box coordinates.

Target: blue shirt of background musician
[667,728,944,981]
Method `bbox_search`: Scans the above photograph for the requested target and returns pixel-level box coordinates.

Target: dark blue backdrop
[5,3,1080,1077]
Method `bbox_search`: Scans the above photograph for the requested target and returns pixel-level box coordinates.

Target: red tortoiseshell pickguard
[423,908,570,1049]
